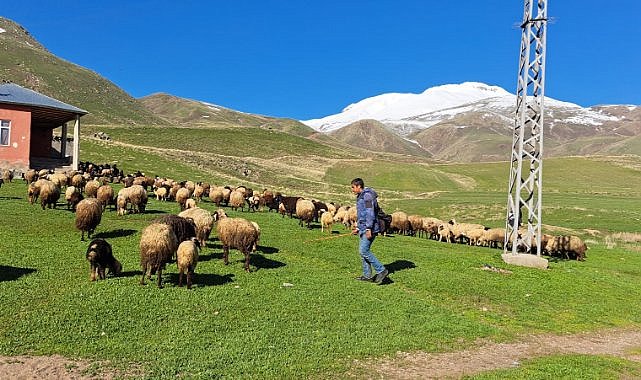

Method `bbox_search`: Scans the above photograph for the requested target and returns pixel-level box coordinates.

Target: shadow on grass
[249,254,286,270]
[93,229,138,239]
[198,252,224,262]
[0,265,37,282]
[118,270,143,278]
[257,245,279,254]
[0,196,22,200]
[385,259,416,274]
[166,273,235,288]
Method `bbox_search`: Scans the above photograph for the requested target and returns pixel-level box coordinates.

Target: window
[0,120,9,146]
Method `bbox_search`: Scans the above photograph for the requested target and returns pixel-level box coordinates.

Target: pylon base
[502,253,549,269]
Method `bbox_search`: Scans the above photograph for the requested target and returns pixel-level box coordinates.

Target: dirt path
[3,329,640,379]
[352,328,641,379]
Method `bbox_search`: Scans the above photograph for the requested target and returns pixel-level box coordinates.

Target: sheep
[154,214,197,245]
[38,180,61,210]
[221,186,232,205]
[22,169,38,183]
[177,238,200,289]
[185,198,197,209]
[312,201,327,222]
[193,184,205,202]
[215,215,259,272]
[447,220,486,244]
[247,195,260,212]
[408,215,424,237]
[96,184,115,211]
[0,178,3,188]
[84,179,101,198]
[478,228,506,249]
[326,202,337,215]
[65,185,83,211]
[209,186,224,206]
[422,217,443,240]
[154,186,168,201]
[390,211,410,235]
[250,221,261,252]
[545,235,587,261]
[320,209,334,233]
[75,198,102,240]
[175,187,191,210]
[116,184,148,215]
[47,173,67,188]
[278,202,287,218]
[333,208,347,226]
[85,238,122,281]
[262,190,277,212]
[28,179,46,204]
[140,223,178,288]
[179,206,214,248]
[296,198,316,228]
[280,196,302,218]
[464,228,486,246]
[38,169,50,178]
[229,190,245,211]
[70,173,85,190]
[2,169,14,183]
[345,206,357,228]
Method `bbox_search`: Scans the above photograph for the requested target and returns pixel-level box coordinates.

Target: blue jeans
[359,233,385,278]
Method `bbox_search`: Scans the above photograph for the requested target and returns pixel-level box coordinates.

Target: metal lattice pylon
[504,0,548,257]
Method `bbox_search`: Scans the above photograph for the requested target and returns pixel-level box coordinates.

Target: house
[0,82,87,172]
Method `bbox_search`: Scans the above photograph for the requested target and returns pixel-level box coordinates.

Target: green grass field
[1,149,641,378]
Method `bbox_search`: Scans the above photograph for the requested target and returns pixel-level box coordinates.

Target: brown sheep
[23,169,38,183]
[478,228,506,249]
[2,169,14,183]
[209,186,224,206]
[140,223,178,288]
[390,211,410,235]
[320,209,334,234]
[65,186,83,211]
[545,235,587,261]
[229,190,245,211]
[84,179,101,198]
[408,215,424,237]
[176,187,191,211]
[96,184,115,211]
[38,180,61,210]
[295,199,315,228]
[179,207,214,248]
[215,216,259,272]
[177,238,200,289]
[75,198,102,240]
[86,238,122,281]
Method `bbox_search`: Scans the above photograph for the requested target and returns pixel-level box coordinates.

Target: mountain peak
[304,82,512,132]
[0,17,47,52]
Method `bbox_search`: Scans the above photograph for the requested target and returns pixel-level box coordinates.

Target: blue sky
[4,1,641,119]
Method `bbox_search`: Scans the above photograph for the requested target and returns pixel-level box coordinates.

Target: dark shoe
[374,269,389,284]
[355,275,373,282]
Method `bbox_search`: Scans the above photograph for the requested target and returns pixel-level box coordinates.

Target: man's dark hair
[351,178,364,188]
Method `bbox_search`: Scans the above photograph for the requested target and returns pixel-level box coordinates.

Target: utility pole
[503,0,548,268]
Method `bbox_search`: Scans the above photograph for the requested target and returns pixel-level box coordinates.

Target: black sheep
[86,238,122,281]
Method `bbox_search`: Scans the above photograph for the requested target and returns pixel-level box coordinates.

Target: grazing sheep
[215,216,259,272]
[221,187,232,205]
[464,228,486,246]
[47,173,67,188]
[38,180,61,210]
[175,187,190,210]
[140,223,178,288]
[478,228,506,249]
[280,196,302,218]
[117,185,148,215]
[2,169,14,183]
[65,185,83,211]
[193,184,205,201]
[70,173,85,190]
[263,190,277,212]
[422,217,443,240]
[333,208,347,226]
[345,206,357,228]
[154,186,168,201]
[312,201,327,222]
[408,215,423,237]
[23,169,38,183]
[447,220,486,244]
[296,198,316,228]
[247,195,260,212]
[229,190,245,211]
[84,179,101,198]
[177,238,200,289]
[545,235,587,261]
[209,186,224,206]
[96,184,115,211]
[390,211,410,235]
[154,214,197,244]
[75,198,102,241]
[320,209,334,233]
[38,169,50,178]
[179,207,214,248]
[85,238,122,281]
[326,202,337,215]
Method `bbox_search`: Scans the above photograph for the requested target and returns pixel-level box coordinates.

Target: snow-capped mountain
[303,82,626,137]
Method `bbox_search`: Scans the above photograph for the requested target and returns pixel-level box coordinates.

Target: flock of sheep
[2,163,587,289]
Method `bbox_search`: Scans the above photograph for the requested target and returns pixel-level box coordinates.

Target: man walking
[351,178,388,284]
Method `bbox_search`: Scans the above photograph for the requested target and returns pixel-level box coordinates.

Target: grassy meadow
[1,129,641,378]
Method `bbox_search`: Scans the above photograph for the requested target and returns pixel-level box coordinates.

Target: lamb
[296,198,316,228]
[278,202,287,217]
[545,235,587,261]
[215,215,259,272]
[75,198,102,240]
[175,187,191,210]
[185,198,197,209]
[154,186,168,201]
[229,190,245,211]
[179,206,214,248]
[139,223,178,288]
[96,184,115,211]
[177,238,200,289]
[320,209,334,233]
[84,179,101,198]
[65,185,83,210]
[85,238,122,281]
